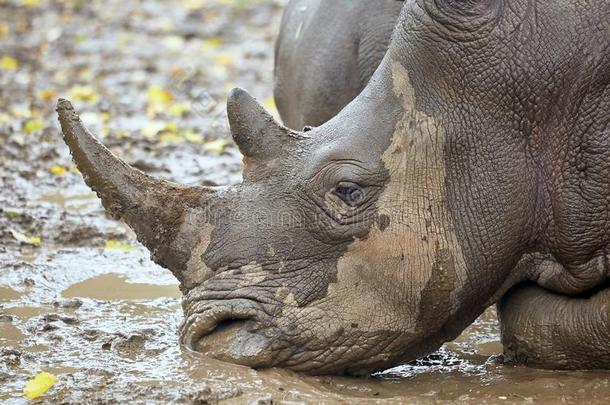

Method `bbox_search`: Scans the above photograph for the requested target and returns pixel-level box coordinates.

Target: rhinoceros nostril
[182,298,278,367]
[195,318,249,352]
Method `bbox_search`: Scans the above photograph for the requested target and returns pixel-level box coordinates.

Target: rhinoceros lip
[181,298,267,350]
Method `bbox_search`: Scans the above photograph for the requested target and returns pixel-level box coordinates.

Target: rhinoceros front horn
[56,99,219,291]
[227,88,294,162]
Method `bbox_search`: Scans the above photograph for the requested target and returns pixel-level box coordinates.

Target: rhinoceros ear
[227,88,292,160]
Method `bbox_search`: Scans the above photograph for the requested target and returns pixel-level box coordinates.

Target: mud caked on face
[58,0,610,375]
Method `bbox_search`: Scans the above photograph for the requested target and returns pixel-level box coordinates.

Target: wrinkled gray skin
[274,0,404,129]
[57,0,609,375]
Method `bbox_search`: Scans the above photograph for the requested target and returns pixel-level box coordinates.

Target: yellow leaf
[105,240,135,252]
[168,101,190,117]
[37,88,58,102]
[9,229,41,246]
[164,122,178,133]
[264,96,276,111]
[159,132,184,143]
[0,22,9,39]
[182,130,203,143]
[24,119,44,134]
[69,85,99,104]
[214,53,233,67]
[20,0,41,7]
[183,0,206,10]
[202,37,223,50]
[147,86,173,105]
[0,55,18,71]
[50,165,67,175]
[203,138,230,155]
[23,372,57,400]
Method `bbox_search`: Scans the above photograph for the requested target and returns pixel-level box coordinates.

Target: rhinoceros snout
[181,298,279,368]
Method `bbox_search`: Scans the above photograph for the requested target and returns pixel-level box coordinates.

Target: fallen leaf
[498,396,508,400]
[23,372,57,400]
[24,119,44,134]
[0,55,18,71]
[0,22,9,39]
[159,132,184,143]
[168,101,190,117]
[50,165,67,175]
[264,96,276,111]
[69,85,100,104]
[214,53,234,67]
[202,37,223,50]
[183,0,206,11]
[9,229,41,246]
[37,88,58,102]
[147,86,174,117]
[147,86,174,104]
[4,209,22,219]
[203,138,230,155]
[73,33,87,44]
[20,0,41,7]
[182,130,203,143]
[105,240,135,252]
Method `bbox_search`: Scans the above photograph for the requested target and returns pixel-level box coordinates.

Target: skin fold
[57,0,609,375]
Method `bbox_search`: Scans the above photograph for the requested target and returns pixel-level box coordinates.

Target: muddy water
[1,247,609,404]
[1,0,609,403]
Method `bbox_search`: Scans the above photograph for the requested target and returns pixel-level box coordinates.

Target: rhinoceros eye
[334,182,365,206]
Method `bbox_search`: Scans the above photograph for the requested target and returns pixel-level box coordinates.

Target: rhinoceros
[57,0,609,375]
[274,0,404,129]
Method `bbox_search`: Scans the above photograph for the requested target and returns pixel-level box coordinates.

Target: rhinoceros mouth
[181,298,284,367]
[181,298,263,347]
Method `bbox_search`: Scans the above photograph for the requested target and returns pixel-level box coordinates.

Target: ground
[0,0,609,403]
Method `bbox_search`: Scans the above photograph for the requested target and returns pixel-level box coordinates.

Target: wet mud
[1,0,609,403]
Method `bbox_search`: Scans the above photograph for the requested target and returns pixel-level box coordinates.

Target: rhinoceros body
[274,0,403,129]
[58,0,609,375]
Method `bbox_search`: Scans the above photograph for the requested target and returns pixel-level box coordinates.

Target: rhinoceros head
[58,0,609,374]
[58,61,469,373]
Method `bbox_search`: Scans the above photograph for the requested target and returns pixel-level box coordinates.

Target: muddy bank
[1,0,609,403]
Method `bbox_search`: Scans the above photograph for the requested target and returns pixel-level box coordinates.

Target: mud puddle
[1,247,609,404]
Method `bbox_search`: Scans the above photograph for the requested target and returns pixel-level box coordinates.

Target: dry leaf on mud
[23,372,57,400]
[168,101,190,117]
[9,229,41,246]
[24,119,44,134]
[214,53,234,67]
[0,22,9,39]
[203,138,230,155]
[147,86,175,117]
[20,0,41,7]
[105,239,135,252]
[0,55,18,71]
[37,88,58,102]
[202,36,223,50]
[264,96,276,111]
[68,85,100,104]
[50,165,67,175]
